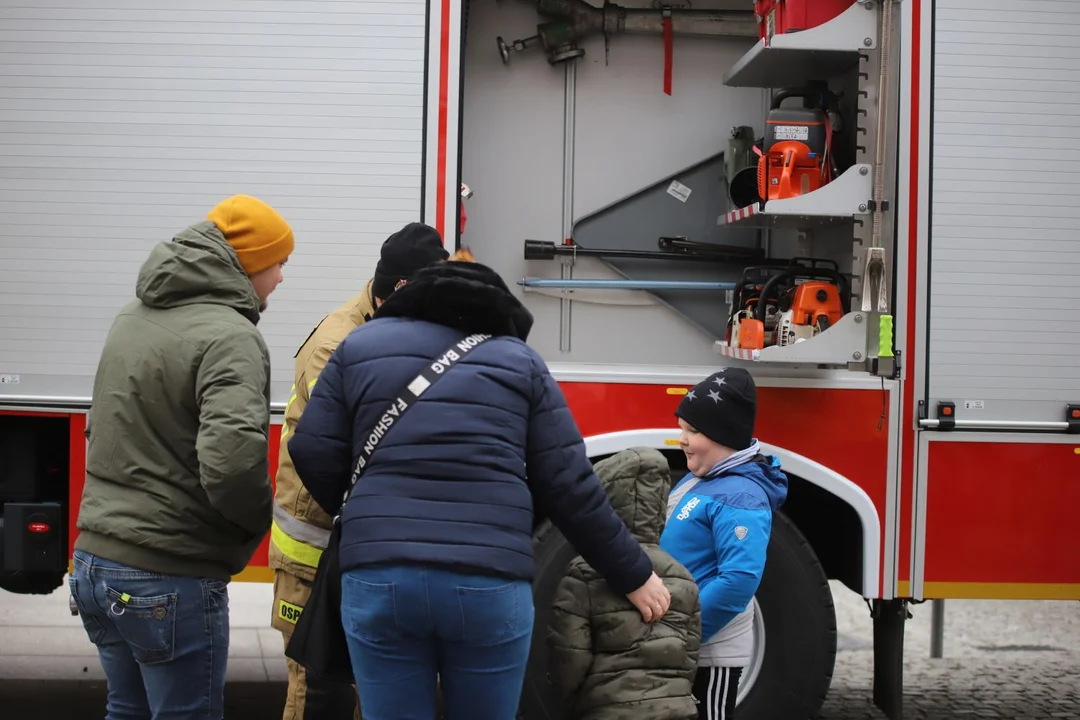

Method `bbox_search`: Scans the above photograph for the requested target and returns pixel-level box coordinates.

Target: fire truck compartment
[916,436,1080,600]
[923,0,1080,430]
[0,0,431,407]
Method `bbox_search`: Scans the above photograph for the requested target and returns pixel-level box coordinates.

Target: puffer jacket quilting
[548,447,702,720]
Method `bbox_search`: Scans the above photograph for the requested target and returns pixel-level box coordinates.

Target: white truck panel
[0,0,427,405]
[927,1,1080,425]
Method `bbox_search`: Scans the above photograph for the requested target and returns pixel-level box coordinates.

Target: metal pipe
[609,10,757,38]
[918,419,1071,431]
[524,239,771,264]
[521,278,736,291]
[558,61,577,353]
[929,599,945,659]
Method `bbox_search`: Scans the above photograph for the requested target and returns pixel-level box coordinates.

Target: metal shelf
[714,311,869,365]
[717,163,872,229]
[723,1,879,89]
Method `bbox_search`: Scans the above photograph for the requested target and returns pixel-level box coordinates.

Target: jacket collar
[373,261,534,341]
[347,278,378,324]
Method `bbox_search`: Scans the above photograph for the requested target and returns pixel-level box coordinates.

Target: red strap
[663,15,673,95]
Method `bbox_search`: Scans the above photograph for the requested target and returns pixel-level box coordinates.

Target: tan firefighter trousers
[272,570,362,720]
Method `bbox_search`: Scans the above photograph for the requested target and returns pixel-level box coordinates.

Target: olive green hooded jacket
[75,221,273,581]
[548,447,702,720]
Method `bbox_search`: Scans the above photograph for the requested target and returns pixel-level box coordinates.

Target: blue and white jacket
[659,447,788,666]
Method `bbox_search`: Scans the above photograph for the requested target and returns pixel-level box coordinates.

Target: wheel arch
[583,429,881,598]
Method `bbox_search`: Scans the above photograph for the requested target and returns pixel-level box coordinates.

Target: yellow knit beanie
[207,195,295,276]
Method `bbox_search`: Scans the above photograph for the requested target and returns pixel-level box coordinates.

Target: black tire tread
[737,510,837,720]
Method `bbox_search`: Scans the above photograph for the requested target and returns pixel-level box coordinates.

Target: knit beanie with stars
[675,367,757,451]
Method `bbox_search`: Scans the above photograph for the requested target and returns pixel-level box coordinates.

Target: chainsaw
[726,258,850,350]
[756,86,842,204]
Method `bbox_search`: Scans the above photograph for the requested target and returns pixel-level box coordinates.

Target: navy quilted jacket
[288,261,653,594]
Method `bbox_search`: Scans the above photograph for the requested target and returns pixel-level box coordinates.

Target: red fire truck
[1,1,1077,718]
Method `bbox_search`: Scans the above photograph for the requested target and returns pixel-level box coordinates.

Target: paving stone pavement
[2,580,1077,718]
[813,586,1080,719]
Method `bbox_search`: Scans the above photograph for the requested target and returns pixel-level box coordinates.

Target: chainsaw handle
[770,84,841,111]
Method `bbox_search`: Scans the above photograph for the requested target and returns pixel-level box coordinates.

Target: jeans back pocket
[104,584,179,665]
[457,580,533,648]
[342,574,399,643]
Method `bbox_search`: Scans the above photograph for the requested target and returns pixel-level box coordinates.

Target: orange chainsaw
[756,87,841,203]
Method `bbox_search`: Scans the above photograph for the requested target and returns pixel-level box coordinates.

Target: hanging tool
[864,0,895,314]
[520,278,735,291]
[861,246,888,314]
[523,238,772,265]
[662,7,673,94]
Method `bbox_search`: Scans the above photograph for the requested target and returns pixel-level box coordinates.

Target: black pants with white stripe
[692,666,743,720]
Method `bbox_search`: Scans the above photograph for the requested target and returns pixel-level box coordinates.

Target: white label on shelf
[667,180,692,203]
[963,400,985,410]
[0,374,20,384]
[773,125,810,142]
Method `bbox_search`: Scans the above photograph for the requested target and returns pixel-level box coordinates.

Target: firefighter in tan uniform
[271,222,449,720]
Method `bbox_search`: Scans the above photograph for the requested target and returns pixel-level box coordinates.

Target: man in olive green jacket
[71,195,293,720]
[270,222,449,720]
[548,447,702,720]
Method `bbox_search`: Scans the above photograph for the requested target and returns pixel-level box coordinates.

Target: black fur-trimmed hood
[372,260,534,342]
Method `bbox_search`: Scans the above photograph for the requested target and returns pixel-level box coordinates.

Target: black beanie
[372,222,449,300]
[674,368,757,451]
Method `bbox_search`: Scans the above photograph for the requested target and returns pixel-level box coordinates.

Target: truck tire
[736,510,837,720]
[519,519,581,720]
[518,511,836,720]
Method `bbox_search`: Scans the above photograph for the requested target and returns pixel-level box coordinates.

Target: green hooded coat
[547,447,702,720]
[75,221,274,581]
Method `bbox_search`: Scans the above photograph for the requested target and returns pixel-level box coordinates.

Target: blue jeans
[69,550,230,720]
[340,564,534,720]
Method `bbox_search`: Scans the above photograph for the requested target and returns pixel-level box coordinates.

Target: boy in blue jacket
[659,368,788,720]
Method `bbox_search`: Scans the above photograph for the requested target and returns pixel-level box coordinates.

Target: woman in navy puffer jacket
[288,258,671,720]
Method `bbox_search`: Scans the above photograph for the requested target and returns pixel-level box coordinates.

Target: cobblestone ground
[814,583,1080,719]
[2,582,1077,718]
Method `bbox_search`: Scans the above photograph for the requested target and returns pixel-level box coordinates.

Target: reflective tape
[270,522,323,569]
[270,504,332,568]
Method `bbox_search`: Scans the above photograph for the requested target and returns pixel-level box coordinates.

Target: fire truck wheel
[735,510,837,720]
[519,510,836,720]
[519,518,583,720]
[0,569,65,596]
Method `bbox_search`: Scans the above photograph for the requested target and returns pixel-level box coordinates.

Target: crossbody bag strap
[338,332,493,509]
